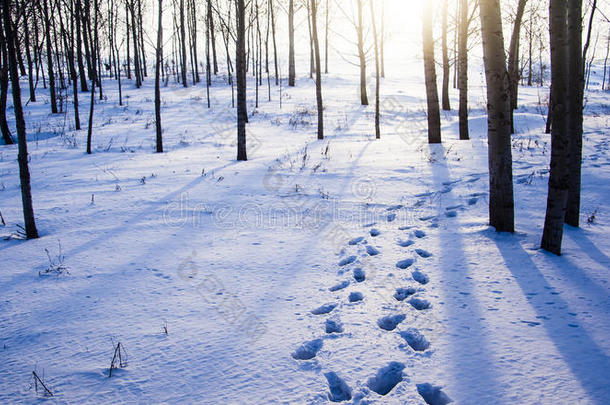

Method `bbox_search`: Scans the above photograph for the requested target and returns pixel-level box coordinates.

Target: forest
[0,0,609,403]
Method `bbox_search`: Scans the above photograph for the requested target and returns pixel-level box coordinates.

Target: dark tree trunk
[288,0,295,86]
[458,0,469,140]
[422,2,441,144]
[2,0,38,238]
[75,0,88,91]
[541,0,570,254]
[0,28,14,144]
[22,1,36,102]
[310,0,323,139]
[236,0,247,161]
[441,0,451,111]
[508,0,527,133]
[179,0,187,87]
[357,0,368,105]
[42,0,58,113]
[565,0,584,227]
[479,0,515,232]
[155,0,163,153]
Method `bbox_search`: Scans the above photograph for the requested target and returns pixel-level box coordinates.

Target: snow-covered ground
[1,25,610,404]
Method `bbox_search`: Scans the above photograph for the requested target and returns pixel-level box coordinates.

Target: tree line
[0,0,603,256]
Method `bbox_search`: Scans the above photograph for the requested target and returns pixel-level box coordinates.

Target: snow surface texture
[1,13,610,405]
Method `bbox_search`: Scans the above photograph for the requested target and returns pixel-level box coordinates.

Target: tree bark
[541,0,570,254]
[422,2,441,144]
[155,0,163,153]
[479,0,515,232]
[357,0,368,105]
[565,0,584,227]
[288,0,295,86]
[236,0,247,160]
[2,0,38,238]
[508,0,527,133]
[311,0,323,139]
[458,0,469,140]
[370,0,380,139]
[441,0,451,111]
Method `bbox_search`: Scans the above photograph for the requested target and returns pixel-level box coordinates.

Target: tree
[155,0,163,153]
[441,0,451,111]
[541,0,569,254]
[2,0,39,239]
[370,0,380,139]
[457,0,469,140]
[236,0,247,160]
[42,0,58,113]
[507,0,527,133]
[310,0,323,140]
[288,0,295,86]
[422,2,441,144]
[479,0,515,232]
[356,0,368,105]
[565,0,585,227]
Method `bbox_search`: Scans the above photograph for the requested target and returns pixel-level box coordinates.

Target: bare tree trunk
[270,0,279,85]
[22,1,36,102]
[155,0,163,153]
[42,0,58,113]
[458,0,469,140]
[370,0,380,139]
[288,0,295,86]
[0,26,14,144]
[324,0,329,74]
[565,0,584,227]
[311,0,323,140]
[236,0,247,160]
[441,0,451,111]
[508,0,527,133]
[422,2,441,144]
[357,0,368,105]
[2,0,38,238]
[541,0,569,254]
[479,0,515,232]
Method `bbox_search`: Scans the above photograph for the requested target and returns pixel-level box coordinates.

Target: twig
[32,371,53,397]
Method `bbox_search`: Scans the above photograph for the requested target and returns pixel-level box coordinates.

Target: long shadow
[428,145,505,403]
[566,227,610,269]
[493,234,610,403]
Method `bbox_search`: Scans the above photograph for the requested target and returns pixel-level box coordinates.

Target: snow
[1,15,610,405]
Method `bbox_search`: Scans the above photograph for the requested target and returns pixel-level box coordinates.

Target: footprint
[445,211,457,218]
[398,239,415,247]
[387,213,397,222]
[415,249,432,258]
[353,268,366,282]
[349,236,365,245]
[396,259,415,269]
[370,228,381,237]
[312,303,338,315]
[409,297,431,310]
[416,383,453,405]
[366,362,405,396]
[325,318,344,334]
[377,314,406,331]
[414,230,427,238]
[467,197,478,206]
[394,287,417,302]
[349,292,364,302]
[291,339,323,360]
[325,372,352,402]
[329,281,350,292]
[399,328,430,351]
[339,256,357,266]
[366,245,380,256]
[412,270,430,285]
